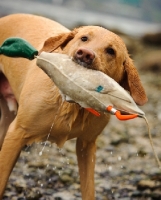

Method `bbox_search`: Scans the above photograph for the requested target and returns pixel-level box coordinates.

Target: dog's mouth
[72,57,94,69]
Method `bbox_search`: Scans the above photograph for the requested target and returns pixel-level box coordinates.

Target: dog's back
[0,13,69,47]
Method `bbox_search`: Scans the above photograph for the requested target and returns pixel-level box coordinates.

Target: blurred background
[1,1,161,200]
[0,0,161,36]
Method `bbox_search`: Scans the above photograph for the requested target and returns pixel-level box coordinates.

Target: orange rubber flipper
[115,110,138,120]
[85,108,101,117]
[107,106,138,121]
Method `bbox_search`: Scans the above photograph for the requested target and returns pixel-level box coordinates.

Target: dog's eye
[81,36,88,42]
[106,47,115,56]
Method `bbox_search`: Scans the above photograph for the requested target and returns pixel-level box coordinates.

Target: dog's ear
[120,57,148,106]
[39,31,76,53]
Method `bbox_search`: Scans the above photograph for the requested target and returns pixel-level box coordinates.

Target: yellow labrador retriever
[0,13,147,200]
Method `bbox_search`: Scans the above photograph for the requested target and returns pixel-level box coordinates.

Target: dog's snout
[75,48,95,65]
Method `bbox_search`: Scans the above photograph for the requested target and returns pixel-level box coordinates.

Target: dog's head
[40,26,147,106]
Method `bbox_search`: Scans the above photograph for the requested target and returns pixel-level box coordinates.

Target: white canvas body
[37,52,144,116]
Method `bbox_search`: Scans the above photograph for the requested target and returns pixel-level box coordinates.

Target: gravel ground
[2,35,161,200]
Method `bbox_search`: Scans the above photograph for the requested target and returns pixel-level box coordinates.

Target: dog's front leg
[76,138,96,200]
[0,118,27,199]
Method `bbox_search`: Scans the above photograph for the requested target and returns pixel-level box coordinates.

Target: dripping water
[39,100,65,156]
[143,116,161,169]
[39,122,54,156]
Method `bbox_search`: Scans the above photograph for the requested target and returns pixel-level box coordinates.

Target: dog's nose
[75,48,95,65]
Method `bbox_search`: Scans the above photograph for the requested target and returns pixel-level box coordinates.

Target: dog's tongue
[36,52,145,120]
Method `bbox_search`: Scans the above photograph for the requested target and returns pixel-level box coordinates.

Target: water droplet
[58,148,61,152]
[61,160,65,164]
[117,156,121,161]
[108,166,112,171]
[40,183,43,187]
[66,158,69,164]
[39,151,42,156]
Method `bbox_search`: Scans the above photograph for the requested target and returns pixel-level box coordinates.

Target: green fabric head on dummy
[0,37,38,60]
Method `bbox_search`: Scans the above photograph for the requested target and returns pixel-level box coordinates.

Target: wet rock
[52,191,76,200]
[139,50,161,73]
[28,161,47,169]
[60,174,74,184]
[142,32,161,46]
[131,190,142,198]
[121,35,142,56]
[137,180,157,190]
[110,136,129,146]
[3,191,17,200]
[151,189,161,198]
[13,179,27,193]
[25,188,43,200]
